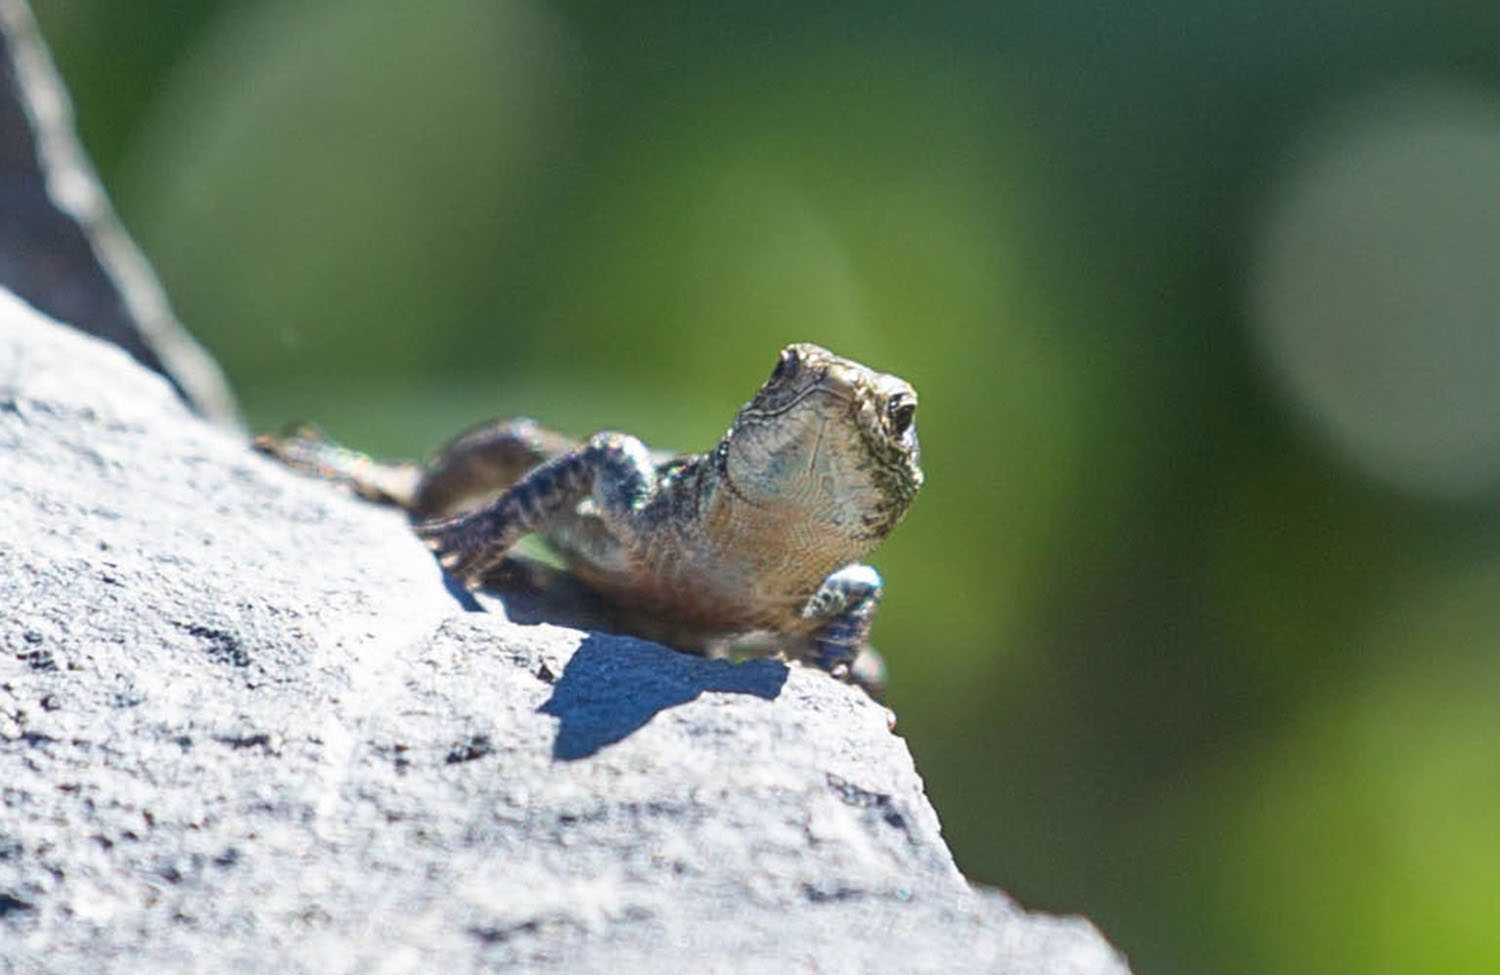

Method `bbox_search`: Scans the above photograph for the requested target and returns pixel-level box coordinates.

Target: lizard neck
[690,440,872,584]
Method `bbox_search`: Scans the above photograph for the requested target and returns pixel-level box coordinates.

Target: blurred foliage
[30,1,1500,972]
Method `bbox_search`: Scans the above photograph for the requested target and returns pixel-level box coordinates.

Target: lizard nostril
[886,396,916,437]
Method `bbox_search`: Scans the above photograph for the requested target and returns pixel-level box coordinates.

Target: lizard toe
[428,536,489,590]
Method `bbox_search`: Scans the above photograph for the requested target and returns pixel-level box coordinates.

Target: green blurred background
[31,1,1500,970]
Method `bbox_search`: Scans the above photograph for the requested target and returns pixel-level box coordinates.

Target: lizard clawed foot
[803,564,883,690]
[799,642,887,701]
[250,422,332,470]
[413,440,612,590]
[253,424,419,507]
[848,645,888,700]
[414,513,494,589]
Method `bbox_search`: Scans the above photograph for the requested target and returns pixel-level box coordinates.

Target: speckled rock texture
[0,294,1131,974]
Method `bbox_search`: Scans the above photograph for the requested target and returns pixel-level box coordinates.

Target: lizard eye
[886,394,916,437]
[769,348,799,384]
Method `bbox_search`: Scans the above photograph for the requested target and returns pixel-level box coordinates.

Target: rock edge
[0,293,1129,974]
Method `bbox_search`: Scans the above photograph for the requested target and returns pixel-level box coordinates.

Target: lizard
[252,343,923,691]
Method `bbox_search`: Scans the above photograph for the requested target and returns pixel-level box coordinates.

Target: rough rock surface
[0,293,1130,974]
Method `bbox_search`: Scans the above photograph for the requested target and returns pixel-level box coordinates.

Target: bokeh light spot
[118,0,576,399]
[1249,84,1500,499]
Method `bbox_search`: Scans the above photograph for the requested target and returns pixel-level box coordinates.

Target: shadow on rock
[440,556,611,621]
[539,633,788,760]
[441,569,485,612]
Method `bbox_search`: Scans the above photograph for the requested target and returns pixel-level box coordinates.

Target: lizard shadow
[436,557,789,759]
[538,632,789,761]
[457,555,625,632]
[440,570,485,612]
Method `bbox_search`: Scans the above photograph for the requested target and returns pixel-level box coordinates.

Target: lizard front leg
[412,417,576,519]
[800,563,884,678]
[415,432,655,588]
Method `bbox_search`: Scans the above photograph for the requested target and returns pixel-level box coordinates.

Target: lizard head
[720,343,923,545]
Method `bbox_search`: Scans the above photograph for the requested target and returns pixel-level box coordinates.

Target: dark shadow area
[436,554,793,759]
[478,556,618,630]
[439,568,485,613]
[436,556,589,617]
[538,632,788,761]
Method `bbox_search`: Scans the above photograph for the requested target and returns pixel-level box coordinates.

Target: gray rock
[0,292,1129,974]
[0,0,238,426]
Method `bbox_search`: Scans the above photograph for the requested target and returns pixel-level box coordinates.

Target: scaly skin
[253,344,922,686]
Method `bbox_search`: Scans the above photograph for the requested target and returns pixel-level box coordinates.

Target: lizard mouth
[747,380,852,420]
